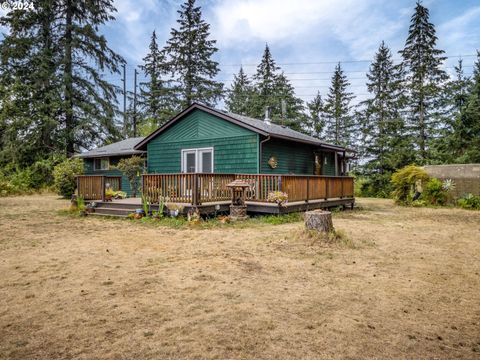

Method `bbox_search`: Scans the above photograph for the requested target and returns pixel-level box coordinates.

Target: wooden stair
[90,201,142,218]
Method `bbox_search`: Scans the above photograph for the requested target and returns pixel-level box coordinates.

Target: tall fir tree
[323,63,355,148]
[225,67,253,115]
[306,91,326,138]
[456,51,480,162]
[272,72,305,131]
[400,1,447,164]
[163,0,223,108]
[359,42,413,196]
[0,2,62,168]
[59,0,124,155]
[432,59,472,162]
[140,30,176,130]
[252,44,279,118]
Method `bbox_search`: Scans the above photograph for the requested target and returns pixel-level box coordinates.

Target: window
[94,157,109,171]
[181,147,214,173]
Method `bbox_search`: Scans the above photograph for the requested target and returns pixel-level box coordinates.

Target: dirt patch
[0,195,479,359]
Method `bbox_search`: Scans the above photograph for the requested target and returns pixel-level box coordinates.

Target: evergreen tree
[252,44,279,118]
[359,42,413,196]
[306,91,326,138]
[400,1,447,163]
[432,59,471,162]
[225,67,253,115]
[271,72,305,131]
[323,63,355,148]
[456,52,480,162]
[59,0,124,155]
[0,2,62,168]
[163,0,223,108]
[140,30,176,128]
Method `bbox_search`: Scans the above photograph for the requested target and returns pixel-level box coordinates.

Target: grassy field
[0,195,479,359]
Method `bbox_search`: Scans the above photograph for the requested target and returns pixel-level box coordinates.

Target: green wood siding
[261,139,315,175]
[84,156,142,197]
[147,109,258,174]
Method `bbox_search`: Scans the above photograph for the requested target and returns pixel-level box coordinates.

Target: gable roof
[134,103,347,151]
[75,137,146,158]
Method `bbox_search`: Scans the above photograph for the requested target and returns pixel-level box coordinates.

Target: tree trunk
[304,210,334,233]
[64,0,74,156]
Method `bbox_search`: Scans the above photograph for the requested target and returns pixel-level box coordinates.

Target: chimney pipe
[264,107,271,125]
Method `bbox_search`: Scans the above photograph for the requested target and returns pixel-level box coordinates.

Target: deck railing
[76,175,122,201]
[141,173,354,205]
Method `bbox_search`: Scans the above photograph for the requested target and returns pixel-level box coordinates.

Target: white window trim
[181,147,214,173]
[94,157,110,171]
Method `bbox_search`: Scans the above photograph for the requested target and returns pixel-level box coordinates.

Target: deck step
[94,201,142,210]
[92,207,136,217]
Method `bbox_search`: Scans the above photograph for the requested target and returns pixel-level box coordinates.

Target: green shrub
[391,165,430,205]
[53,158,83,198]
[114,156,144,197]
[457,193,480,210]
[423,178,447,206]
[356,173,392,198]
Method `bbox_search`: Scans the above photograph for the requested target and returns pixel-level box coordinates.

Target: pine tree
[359,42,413,196]
[271,72,305,131]
[456,52,480,162]
[140,31,176,128]
[0,2,62,168]
[432,59,471,162]
[252,44,279,118]
[59,0,124,155]
[323,63,355,148]
[306,92,326,138]
[225,67,253,115]
[400,1,447,163]
[163,0,223,108]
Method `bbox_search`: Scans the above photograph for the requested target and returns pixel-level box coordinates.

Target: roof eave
[134,103,269,150]
[75,150,146,159]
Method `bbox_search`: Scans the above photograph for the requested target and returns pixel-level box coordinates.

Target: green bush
[422,178,447,206]
[457,193,480,210]
[115,155,144,197]
[391,165,430,205]
[356,173,392,198]
[53,158,84,198]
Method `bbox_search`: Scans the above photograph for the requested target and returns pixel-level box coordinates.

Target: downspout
[259,135,271,174]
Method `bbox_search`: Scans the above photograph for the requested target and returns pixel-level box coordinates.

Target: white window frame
[181,147,214,173]
[94,157,109,171]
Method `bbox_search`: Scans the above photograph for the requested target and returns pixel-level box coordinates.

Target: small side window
[94,157,109,171]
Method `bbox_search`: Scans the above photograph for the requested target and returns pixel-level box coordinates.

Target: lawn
[0,195,479,359]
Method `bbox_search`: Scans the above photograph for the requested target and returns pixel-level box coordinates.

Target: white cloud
[210,0,407,60]
[438,6,480,57]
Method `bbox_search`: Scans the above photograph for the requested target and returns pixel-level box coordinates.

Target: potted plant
[167,203,183,217]
[267,191,288,207]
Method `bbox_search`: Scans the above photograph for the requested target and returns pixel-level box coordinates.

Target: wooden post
[334,152,338,176]
[192,174,198,206]
[340,177,344,199]
[306,176,310,204]
[76,176,80,197]
[325,177,329,200]
[101,176,105,202]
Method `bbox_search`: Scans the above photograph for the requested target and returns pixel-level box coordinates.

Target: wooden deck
[77,173,355,216]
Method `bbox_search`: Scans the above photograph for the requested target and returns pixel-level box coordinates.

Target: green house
[76,137,146,197]
[78,103,352,197]
[134,103,351,176]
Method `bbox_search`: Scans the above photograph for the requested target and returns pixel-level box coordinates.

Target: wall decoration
[268,156,278,169]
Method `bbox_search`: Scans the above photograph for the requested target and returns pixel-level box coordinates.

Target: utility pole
[133,68,138,137]
[121,63,127,136]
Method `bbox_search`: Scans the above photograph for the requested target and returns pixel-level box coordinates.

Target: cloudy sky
[104,0,480,106]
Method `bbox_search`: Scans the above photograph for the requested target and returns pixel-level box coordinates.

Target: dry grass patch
[0,195,479,359]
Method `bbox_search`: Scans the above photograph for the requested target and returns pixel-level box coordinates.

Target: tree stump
[304,210,334,233]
